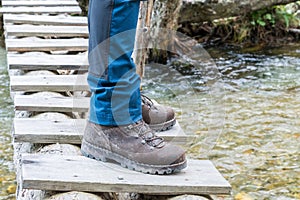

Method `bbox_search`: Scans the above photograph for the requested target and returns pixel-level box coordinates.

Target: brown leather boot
[81,120,187,175]
[141,94,176,132]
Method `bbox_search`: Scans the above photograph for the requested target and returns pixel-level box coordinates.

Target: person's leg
[87,0,142,126]
[87,0,176,131]
[82,0,187,174]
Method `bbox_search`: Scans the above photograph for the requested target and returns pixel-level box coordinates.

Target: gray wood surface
[10,75,89,92]
[0,6,81,14]
[4,25,88,37]
[6,38,88,52]
[7,53,88,70]
[14,95,89,112]
[21,154,231,195]
[2,0,79,7]
[13,119,191,144]
[3,14,87,26]
[14,118,85,144]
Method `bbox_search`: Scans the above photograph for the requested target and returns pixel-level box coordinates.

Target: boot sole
[148,118,176,132]
[81,139,187,175]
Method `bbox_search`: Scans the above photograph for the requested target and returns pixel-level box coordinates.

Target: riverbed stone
[46,191,104,200]
[168,195,210,200]
[32,112,71,120]
[37,144,82,155]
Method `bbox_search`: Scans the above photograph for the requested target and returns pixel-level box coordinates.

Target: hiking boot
[141,94,176,132]
[81,120,187,175]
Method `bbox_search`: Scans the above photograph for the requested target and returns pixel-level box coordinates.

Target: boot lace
[128,120,165,148]
[141,94,154,109]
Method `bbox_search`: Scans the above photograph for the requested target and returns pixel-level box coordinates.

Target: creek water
[0,44,15,199]
[0,43,299,199]
[143,45,300,200]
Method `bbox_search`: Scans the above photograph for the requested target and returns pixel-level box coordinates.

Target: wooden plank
[13,95,191,144]
[0,6,81,14]
[2,0,79,7]
[14,118,85,144]
[10,75,89,92]
[4,25,88,37]
[21,154,231,195]
[5,38,88,52]
[14,95,89,112]
[3,14,87,26]
[7,54,88,70]
[13,118,191,145]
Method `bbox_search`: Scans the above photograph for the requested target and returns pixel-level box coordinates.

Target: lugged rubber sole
[148,118,176,132]
[81,139,187,175]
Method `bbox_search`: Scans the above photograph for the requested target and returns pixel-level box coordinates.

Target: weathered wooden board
[14,118,85,144]
[4,25,88,37]
[21,154,231,195]
[10,75,89,92]
[0,6,81,14]
[5,38,88,52]
[14,95,89,112]
[3,14,87,26]
[13,118,191,144]
[7,54,88,70]
[2,0,79,7]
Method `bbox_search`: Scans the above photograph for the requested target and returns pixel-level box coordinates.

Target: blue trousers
[87,0,142,126]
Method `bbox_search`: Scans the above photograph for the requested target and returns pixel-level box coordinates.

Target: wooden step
[13,118,191,145]
[21,154,231,195]
[0,6,81,14]
[2,0,79,7]
[3,14,87,26]
[14,118,85,144]
[10,75,89,92]
[7,53,88,70]
[14,95,89,112]
[6,38,88,52]
[4,25,88,37]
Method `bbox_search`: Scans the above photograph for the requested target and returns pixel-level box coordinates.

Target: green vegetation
[250,3,299,29]
[192,2,300,47]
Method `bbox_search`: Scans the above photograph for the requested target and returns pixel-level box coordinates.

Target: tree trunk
[148,0,183,62]
[179,0,299,23]
[134,0,183,75]
[133,0,154,79]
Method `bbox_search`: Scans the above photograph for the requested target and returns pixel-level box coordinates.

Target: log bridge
[0,0,231,199]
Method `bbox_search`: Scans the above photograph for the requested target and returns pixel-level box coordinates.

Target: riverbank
[76,0,300,48]
[184,1,300,48]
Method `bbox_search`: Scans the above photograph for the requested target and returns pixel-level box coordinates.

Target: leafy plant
[250,4,300,30]
[250,9,275,27]
[274,5,299,29]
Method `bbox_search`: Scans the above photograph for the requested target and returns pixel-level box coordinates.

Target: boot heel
[81,139,107,162]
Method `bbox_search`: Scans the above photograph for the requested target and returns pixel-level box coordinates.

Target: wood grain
[14,95,89,112]
[21,154,231,195]
[3,14,87,26]
[10,75,89,92]
[2,0,79,7]
[6,38,88,52]
[5,25,88,37]
[7,53,88,70]
[0,6,81,14]
[13,118,192,145]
